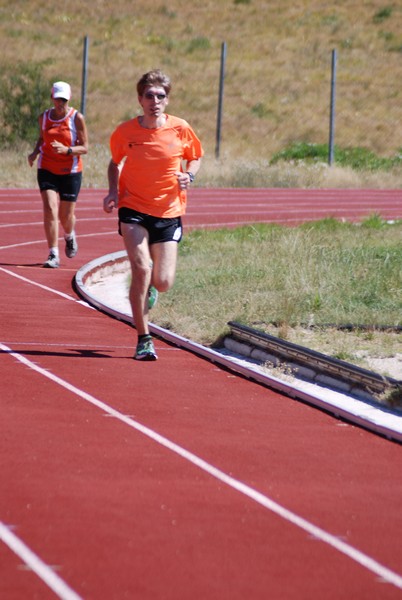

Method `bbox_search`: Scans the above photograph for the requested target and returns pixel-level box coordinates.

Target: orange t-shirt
[110,114,203,218]
[38,108,83,175]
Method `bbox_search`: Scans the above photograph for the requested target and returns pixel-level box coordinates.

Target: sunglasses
[143,92,167,101]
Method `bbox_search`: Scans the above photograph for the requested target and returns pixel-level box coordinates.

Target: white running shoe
[43,251,60,269]
[65,234,78,258]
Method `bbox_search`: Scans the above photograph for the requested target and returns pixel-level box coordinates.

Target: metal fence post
[328,48,337,166]
[81,36,89,116]
[215,41,227,159]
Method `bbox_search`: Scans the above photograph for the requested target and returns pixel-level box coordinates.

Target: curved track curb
[75,251,402,443]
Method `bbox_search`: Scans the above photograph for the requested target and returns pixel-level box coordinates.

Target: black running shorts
[37,169,82,202]
[118,207,183,245]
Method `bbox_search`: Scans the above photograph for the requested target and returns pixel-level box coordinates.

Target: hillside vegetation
[1,0,402,168]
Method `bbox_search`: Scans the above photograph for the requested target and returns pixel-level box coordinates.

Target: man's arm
[103,160,120,213]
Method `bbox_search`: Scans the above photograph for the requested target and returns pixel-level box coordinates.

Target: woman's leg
[41,189,59,250]
[59,200,78,257]
[59,200,76,237]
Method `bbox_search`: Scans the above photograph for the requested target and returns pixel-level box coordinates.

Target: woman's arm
[51,112,89,156]
[27,114,43,166]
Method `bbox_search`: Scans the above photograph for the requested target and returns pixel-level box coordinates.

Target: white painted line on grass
[0,522,82,600]
[2,341,402,591]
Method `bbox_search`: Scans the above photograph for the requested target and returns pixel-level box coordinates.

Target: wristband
[186,171,195,183]
[67,147,73,155]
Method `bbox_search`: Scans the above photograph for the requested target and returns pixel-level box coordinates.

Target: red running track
[1,188,402,600]
[184,187,402,228]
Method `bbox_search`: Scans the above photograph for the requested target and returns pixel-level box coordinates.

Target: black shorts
[118,207,183,245]
[37,169,82,202]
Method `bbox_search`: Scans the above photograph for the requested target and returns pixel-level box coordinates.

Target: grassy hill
[1,0,402,188]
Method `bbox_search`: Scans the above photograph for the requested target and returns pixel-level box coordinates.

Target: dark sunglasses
[144,92,167,101]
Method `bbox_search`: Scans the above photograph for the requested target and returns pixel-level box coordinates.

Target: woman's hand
[27,152,37,167]
[51,140,69,154]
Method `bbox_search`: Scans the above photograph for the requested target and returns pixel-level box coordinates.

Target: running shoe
[65,234,78,258]
[43,251,60,269]
[134,337,158,361]
[148,286,158,309]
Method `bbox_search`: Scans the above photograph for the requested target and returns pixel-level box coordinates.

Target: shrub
[373,7,393,23]
[0,61,51,145]
[270,141,402,171]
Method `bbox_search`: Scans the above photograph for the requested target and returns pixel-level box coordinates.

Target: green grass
[271,142,402,171]
[150,218,402,348]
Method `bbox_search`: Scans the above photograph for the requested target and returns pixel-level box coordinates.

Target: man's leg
[150,241,178,292]
[121,222,153,336]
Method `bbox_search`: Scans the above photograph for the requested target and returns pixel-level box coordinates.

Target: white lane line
[0,267,91,306]
[0,217,114,228]
[0,522,82,600]
[2,341,402,591]
[0,231,116,251]
[1,341,133,350]
[0,239,54,250]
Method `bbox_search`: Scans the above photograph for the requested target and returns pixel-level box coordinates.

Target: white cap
[51,81,71,100]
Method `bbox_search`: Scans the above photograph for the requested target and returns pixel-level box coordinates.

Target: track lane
[3,336,402,597]
[2,336,402,598]
[1,189,402,599]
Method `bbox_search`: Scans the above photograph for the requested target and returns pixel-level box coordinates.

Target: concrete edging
[75,251,402,444]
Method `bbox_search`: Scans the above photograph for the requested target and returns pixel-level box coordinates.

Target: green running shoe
[148,286,158,309]
[134,337,158,361]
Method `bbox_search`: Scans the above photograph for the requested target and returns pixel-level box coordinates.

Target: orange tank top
[38,108,83,175]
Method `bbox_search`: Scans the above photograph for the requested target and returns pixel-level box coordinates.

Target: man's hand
[103,192,118,213]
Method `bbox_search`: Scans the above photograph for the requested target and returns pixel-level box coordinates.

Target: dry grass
[1,0,402,163]
[3,143,402,190]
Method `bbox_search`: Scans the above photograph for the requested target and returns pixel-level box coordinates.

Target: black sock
[138,334,151,342]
